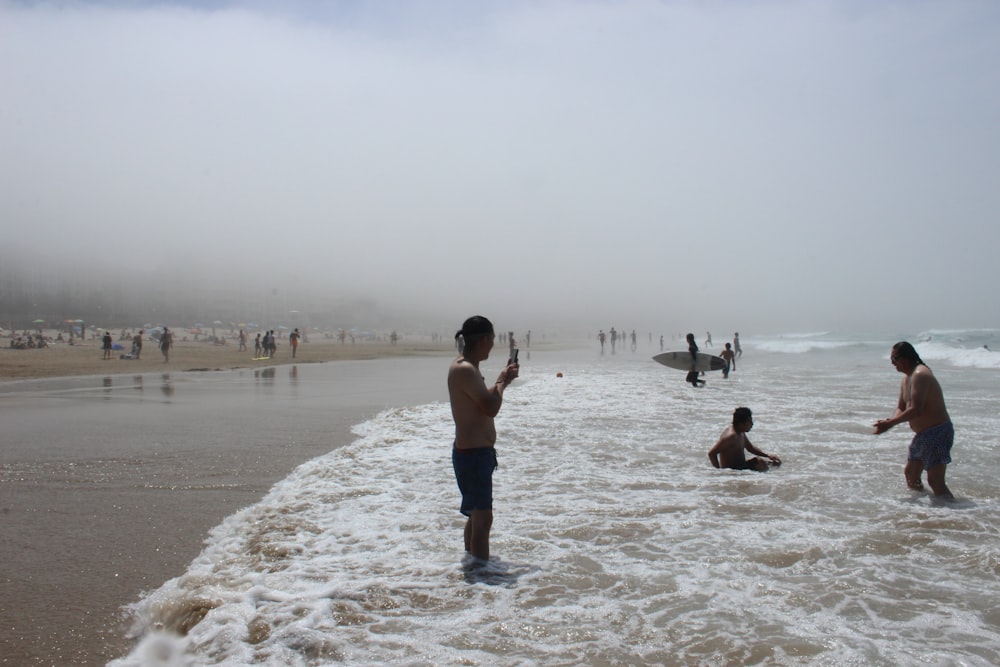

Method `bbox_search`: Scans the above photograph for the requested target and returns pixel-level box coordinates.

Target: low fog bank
[0,247,595,343]
[1,244,976,346]
[0,242,756,343]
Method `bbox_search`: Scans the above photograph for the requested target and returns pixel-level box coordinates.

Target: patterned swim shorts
[908,421,954,468]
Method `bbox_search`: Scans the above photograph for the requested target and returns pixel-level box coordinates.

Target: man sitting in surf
[708,407,782,471]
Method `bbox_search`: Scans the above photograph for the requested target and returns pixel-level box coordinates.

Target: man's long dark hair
[892,341,925,367]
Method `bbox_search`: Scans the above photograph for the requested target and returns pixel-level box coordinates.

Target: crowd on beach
[8,331,51,349]
[3,322,413,364]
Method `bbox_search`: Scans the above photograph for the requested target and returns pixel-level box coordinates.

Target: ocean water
[111,331,1000,666]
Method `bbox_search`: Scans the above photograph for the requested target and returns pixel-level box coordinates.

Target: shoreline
[0,334,457,382]
[1,349,457,666]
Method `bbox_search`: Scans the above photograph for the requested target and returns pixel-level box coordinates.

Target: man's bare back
[708,425,752,469]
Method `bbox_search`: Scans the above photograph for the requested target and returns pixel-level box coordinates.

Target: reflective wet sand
[0,357,448,665]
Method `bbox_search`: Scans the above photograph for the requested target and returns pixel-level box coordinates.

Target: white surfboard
[653,351,726,372]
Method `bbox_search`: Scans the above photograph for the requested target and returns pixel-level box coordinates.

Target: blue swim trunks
[908,421,954,468]
[452,446,498,517]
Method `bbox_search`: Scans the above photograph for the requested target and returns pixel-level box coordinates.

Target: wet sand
[0,346,455,666]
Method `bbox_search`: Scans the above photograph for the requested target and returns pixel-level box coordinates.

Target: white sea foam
[111,338,1000,666]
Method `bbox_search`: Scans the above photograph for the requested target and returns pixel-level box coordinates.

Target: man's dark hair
[892,341,925,367]
[455,315,494,344]
[733,407,752,426]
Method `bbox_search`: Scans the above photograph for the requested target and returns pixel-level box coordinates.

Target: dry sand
[1,333,455,381]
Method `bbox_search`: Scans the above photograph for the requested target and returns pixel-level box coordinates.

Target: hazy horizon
[3,0,999,336]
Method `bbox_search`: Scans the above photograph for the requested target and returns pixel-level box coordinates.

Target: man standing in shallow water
[448,316,519,562]
[873,341,955,499]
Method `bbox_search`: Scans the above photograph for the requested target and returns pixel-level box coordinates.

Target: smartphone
[511,348,519,364]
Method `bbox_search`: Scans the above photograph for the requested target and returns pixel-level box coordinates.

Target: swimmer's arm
[874,374,926,433]
[743,438,767,458]
[745,439,780,463]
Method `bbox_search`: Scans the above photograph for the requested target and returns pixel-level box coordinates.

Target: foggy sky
[2,0,999,336]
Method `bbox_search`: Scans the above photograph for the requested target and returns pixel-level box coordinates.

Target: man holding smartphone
[448,315,519,562]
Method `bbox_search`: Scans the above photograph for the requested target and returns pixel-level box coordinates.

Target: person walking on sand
[709,407,781,471]
[289,328,300,358]
[238,329,248,352]
[102,331,113,359]
[873,341,955,499]
[159,327,173,363]
[448,315,519,563]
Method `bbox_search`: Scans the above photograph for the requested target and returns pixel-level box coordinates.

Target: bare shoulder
[449,357,476,373]
[912,365,941,388]
[448,358,480,387]
[710,425,738,450]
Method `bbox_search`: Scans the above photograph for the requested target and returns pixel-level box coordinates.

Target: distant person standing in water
[705,331,713,347]
[685,333,705,387]
[873,341,955,499]
[448,315,519,563]
[719,342,736,379]
[734,332,742,358]
[709,407,781,471]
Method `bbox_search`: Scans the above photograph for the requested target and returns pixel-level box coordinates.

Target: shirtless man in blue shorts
[874,341,955,499]
[448,316,519,562]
